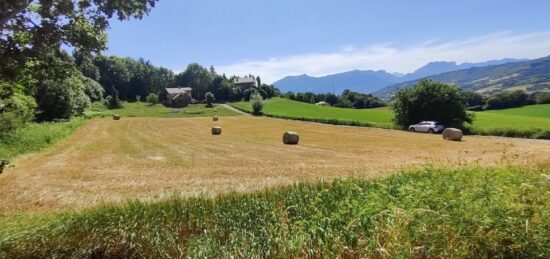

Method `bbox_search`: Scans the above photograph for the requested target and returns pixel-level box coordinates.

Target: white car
[408,121,445,133]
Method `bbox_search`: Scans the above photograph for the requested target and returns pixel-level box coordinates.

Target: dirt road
[1,116,548,214]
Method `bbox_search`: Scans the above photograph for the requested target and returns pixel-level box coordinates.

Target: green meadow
[87,102,240,118]
[232,98,550,136]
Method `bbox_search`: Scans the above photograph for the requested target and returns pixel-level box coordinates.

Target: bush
[145,93,159,105]
[35,75,91,121]
[392,79,472,129]
[82,76,104,102]
[0,82,36,133]
[105,90,123,109]
[534,92,550,104]
[250,91,264,115]
[205,92,214,108]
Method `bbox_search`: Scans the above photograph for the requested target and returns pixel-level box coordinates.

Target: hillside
[273,58,523,94]
[375,56,550,99]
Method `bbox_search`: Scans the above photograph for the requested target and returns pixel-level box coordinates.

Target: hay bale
[213,116,219,121]
[442,128,463,141]
[283,131,299,145]
[211,126,222,135]
[112,114,121,120]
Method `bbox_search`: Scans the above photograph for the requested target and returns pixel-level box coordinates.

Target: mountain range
[373,56,550,99]
[273,58,527,95]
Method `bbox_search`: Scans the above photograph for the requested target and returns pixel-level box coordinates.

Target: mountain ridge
[273,58,526,94]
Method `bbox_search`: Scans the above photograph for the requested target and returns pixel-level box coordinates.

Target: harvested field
[1,116,549,214]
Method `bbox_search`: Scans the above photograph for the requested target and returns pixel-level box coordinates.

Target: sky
[105,0,550,83]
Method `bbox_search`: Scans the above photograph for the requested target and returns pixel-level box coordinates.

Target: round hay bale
[213,116,219,121]
[442,128,463,141]
[211,126,222,135]
[112,114,121,120]
[283,131,299,145]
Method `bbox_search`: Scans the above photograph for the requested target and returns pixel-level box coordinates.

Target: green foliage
[35,75,91,121]
[175,63,214,100]
[0,166,548,257]
[250,91,264,115]
[285,90,385,109]
[205,92,215,107]
[105,91,123,110]
[0,0,157,79]
[534,91,550,104]
[0,82,36,133]
[485,90,533,110]
[461,90,485,107]
[0,117,86,160]
[145,93,159,105]
[392,79,472,129]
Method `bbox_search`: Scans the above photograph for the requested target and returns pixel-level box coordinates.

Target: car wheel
[409,128,415,132]
[427,129,435,134]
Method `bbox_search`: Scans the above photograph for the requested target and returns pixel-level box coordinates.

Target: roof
[233,77,256,85]
[166,87,192,94]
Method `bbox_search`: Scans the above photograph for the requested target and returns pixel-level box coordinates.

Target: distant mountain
[273,70,401,94]
[273,58,525,94]
[373,56,550,99]
[400,58,526,81]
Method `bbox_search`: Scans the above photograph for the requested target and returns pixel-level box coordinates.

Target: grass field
[88,102,240,118]
[232,98,550,134]
[0,118,87,160]
[1,166,548,257]
[232,97,394,127]
[1,116,549,214]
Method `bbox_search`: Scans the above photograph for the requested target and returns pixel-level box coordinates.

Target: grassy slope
[0,118,87,160]
[88,102,240,118]
[233,98,550,131]
[232,97,394,127]
[0,166,548,258]
[471,104,550,130]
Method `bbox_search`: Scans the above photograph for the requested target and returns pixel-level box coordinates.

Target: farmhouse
[165,87,192,107]
[233,76,257,90]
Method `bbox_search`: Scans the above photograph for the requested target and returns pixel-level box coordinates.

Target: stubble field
[1,116,549,215]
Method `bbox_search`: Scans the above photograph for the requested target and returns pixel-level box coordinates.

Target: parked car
[408,121,445,133]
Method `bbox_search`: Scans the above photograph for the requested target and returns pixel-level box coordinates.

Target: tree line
[461,89,550,111]
[280,90,386,109]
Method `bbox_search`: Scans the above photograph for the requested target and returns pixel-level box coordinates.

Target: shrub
[392,79,472,129]
[35,75,91,121]
[534,92,550,104]
[0,82,36,133]
[145,93,159,105]
[105,90,123,109]
[82,76,105,102]
[250,91,264,115]
[205,92,215,108]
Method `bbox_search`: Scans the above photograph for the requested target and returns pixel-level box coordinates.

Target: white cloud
[217,31,550,84]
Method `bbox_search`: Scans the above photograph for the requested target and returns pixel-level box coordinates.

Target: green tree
[0,81,36,133]
[392,79,472,129]
[175,63,213,100]
[35,75,91,121]
[324,93,338,105]
[145,93,159,105]
[205,92,215,107]
[250,91,264,115]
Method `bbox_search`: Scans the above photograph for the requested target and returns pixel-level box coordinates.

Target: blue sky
[105,0,550,82]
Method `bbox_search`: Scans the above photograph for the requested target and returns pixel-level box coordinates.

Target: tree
[392,79,472,129]
[205,92,215,107]
[35,75,91,121]
[105,89,123,109]
[250,91,264,115]
[175,63,213,100]
[1,0,157,81]
[461,91,485,107]
[145,93,159,105]
[324,93,338,105]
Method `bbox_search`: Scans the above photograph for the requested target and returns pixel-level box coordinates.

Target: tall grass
[0,117,86,160]
[1,166,548,257]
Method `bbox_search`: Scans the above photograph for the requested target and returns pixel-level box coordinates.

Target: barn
[165,87,192,108]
